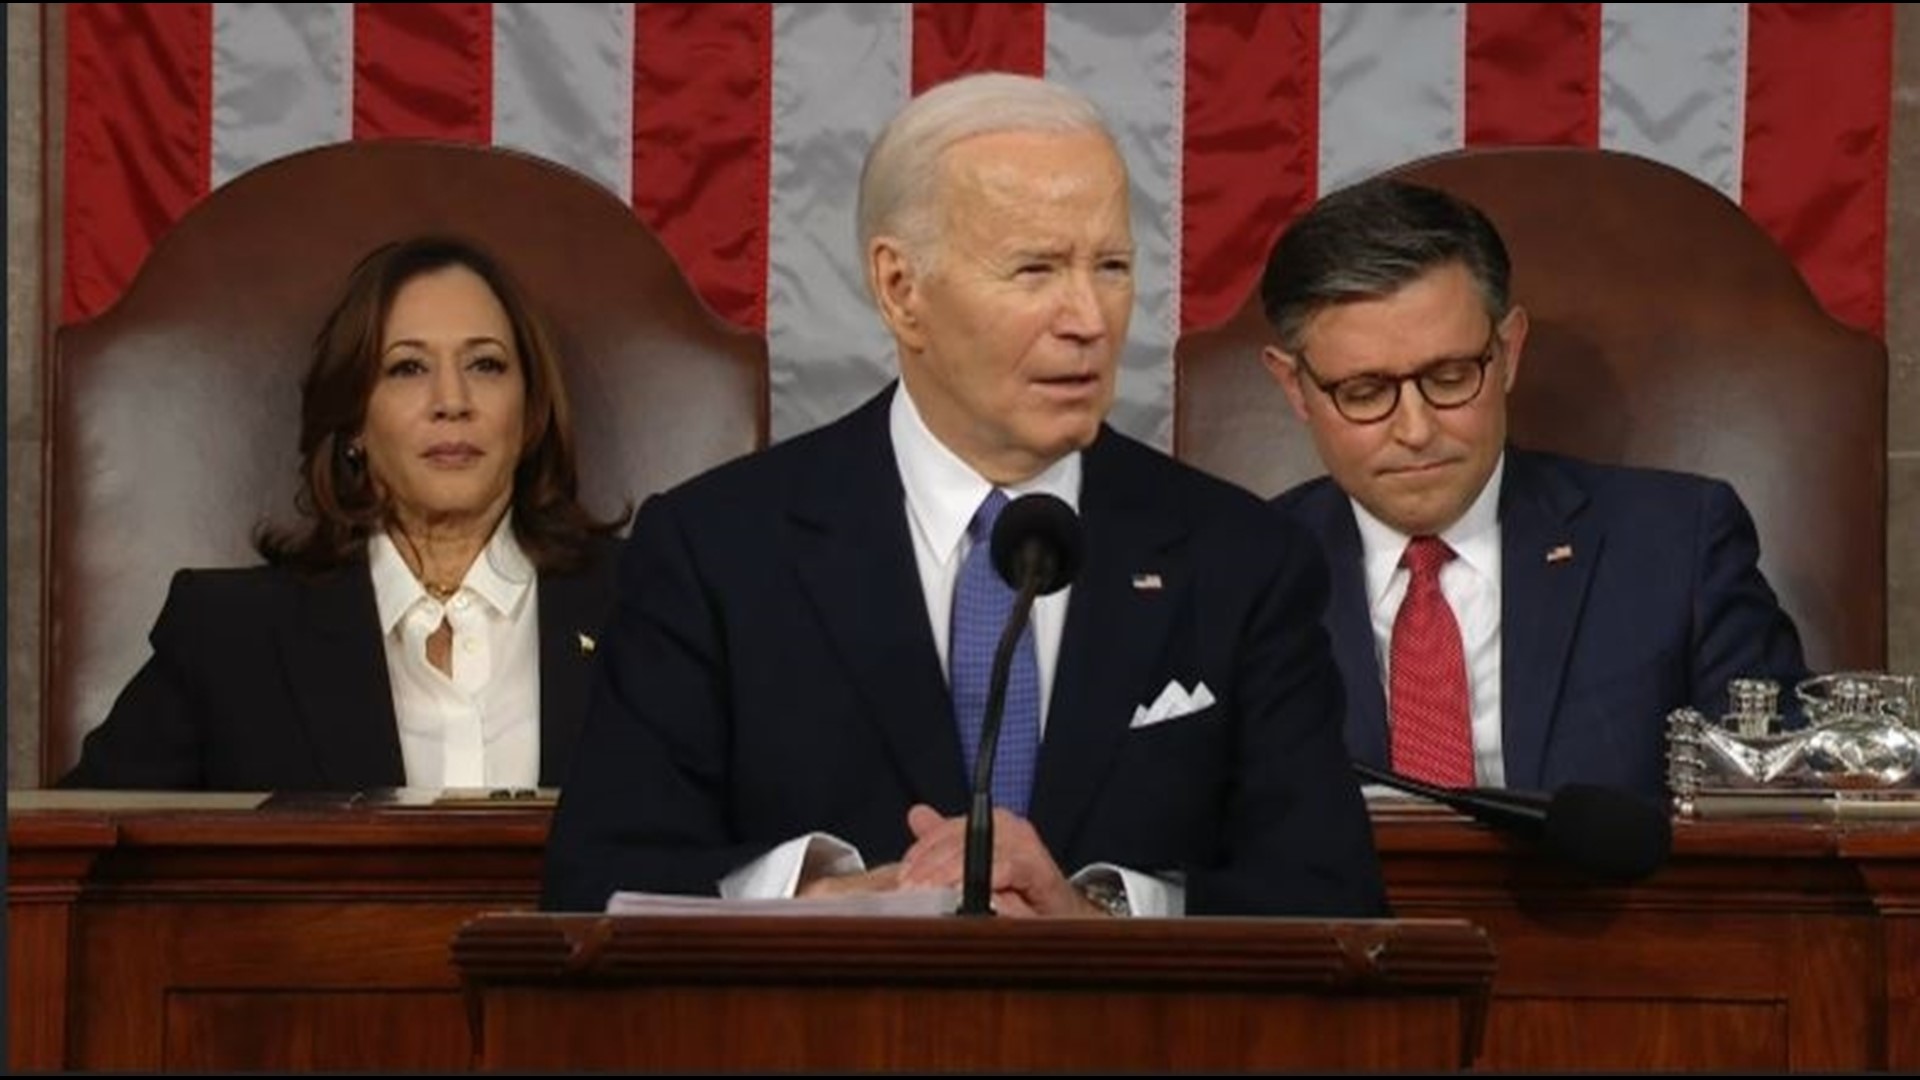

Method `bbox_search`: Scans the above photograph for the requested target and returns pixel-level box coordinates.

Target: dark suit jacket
[60,537,620,791]
[1276,447,1808,801]
[542,387,1386,916]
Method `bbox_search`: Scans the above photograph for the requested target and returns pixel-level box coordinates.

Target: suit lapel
[1030,433,1184,848]
[789,389,970,811]
[1498,450,1601,790]
[1312,496,1389,768]
[282,564,406,789]
[536,542,615,787]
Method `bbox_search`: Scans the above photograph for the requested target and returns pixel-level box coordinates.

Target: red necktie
[1389,536,1475,786]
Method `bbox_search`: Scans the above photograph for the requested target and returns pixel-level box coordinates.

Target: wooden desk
[452,913,1493,1071]
[7,796,547,1071]
[1373,803,1916,1071]
[10,796,1919,1071]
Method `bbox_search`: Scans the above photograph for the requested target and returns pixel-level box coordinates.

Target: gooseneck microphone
[1354,761,1672,882]
[958,493,1084,917]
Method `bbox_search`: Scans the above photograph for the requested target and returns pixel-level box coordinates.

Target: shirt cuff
[718,833,864,900]
[1070,863,1185,918]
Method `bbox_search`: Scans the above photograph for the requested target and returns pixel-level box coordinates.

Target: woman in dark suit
[63,236,626,791]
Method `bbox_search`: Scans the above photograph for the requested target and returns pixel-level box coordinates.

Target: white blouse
[367,519,541,788]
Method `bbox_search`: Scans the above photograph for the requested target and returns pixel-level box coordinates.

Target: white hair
[856,72,1114,278]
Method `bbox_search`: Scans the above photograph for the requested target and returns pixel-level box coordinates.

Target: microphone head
[1354,761,1672,883]
[990,493,1084,596]
[1542,784,1673,882]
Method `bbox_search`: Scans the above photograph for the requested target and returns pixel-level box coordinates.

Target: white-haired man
[545,73,1385,919]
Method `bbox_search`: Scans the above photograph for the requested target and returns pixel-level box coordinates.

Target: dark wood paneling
[11,804,545,1072]
[1850,835,1920,1071]
[485,986,1468,1071]
[6,811,112,1069]
[1372,804,1898,1072]
[165,991,468,1071]
[11,801,1919,1073]
[1483,999,1784,1070]
[68,901,528,1070]
[458,916,1491,1071]
[8,904,76,1069]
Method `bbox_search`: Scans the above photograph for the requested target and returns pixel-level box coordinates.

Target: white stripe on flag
[1319,2,1465,194]
[211,2,351,188]
[1600,3,1747,200]
[766,2,908,441]
[1048,3,1183,452]
[494,3,636,202]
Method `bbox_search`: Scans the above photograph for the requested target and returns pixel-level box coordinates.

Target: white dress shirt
[717,386,1179,916]
[368,518,541,789]
[892,382,1078,725]
[1351,454,1507,787]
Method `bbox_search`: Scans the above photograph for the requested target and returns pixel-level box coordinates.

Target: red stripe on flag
[633,3,771,331]
[1465,3,1600,146]
[353,3,492,142]
[1180,2,1320,331]
[1742,2,1891,333]
[63,2,211,324]
[911,3,1045,92]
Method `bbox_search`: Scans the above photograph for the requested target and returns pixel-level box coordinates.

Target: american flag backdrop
[62,3,1890,448]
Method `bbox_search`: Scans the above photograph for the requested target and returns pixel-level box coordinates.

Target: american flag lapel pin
[1545,544,1574,564]
[1132,572,1164,591]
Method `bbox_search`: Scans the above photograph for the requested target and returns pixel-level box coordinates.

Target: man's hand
[796,862,902,898]
[895,804,1101,916]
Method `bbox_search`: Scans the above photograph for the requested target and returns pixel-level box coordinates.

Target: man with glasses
[1259,178,1806,802]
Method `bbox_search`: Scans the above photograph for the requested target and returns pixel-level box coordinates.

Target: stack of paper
[607,886,961,917]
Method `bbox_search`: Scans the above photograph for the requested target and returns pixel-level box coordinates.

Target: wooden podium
[451,913,1494,1071]
[14,795,1920,1071]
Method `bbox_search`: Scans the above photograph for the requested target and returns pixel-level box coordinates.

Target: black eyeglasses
[1295,333,1499,425]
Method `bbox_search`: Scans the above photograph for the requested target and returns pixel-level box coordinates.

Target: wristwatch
[1077,878,1131,918]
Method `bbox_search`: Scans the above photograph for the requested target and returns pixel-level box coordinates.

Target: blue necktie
[950,489,1041,815]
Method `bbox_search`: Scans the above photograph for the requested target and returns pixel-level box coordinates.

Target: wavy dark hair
[256,235,624,573]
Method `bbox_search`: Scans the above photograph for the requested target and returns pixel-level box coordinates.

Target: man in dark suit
[1261,178,1807,802]
[543,73,1386,918]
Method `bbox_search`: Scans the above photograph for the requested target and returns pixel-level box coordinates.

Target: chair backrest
[46,140,768,783]
[1174,146,1886,673]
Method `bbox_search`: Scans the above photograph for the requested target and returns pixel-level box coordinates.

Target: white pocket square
[1130,679,1216,729]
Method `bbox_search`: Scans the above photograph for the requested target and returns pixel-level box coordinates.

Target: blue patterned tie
[951,489,1041,815]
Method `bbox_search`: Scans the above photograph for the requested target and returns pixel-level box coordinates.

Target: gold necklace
[422,579,460,602]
